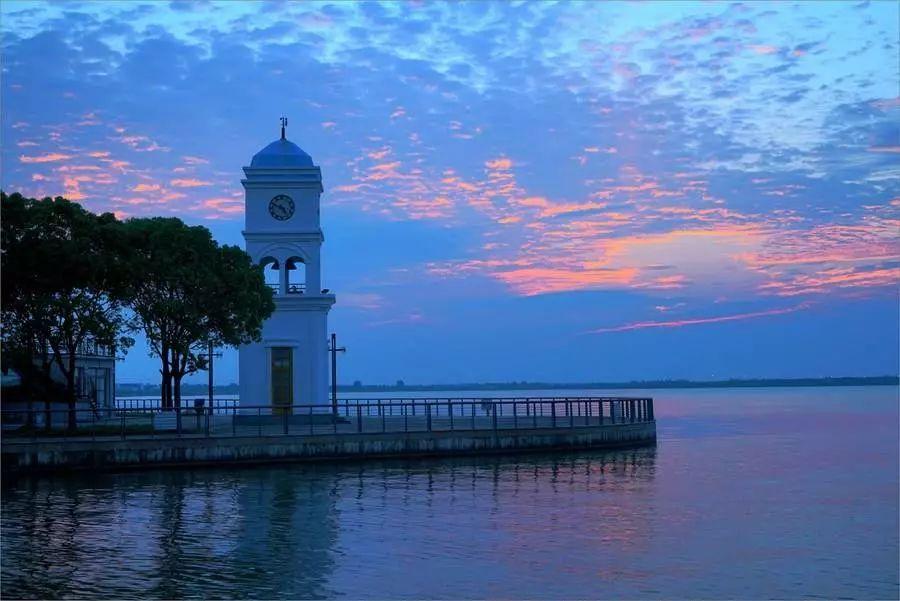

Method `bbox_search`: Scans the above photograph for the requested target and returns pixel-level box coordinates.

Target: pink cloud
[589,303,810,334]
[485,157,513,170]
[748,44,779,55]
[867,146,900,153]
[200,197,243,215]
[19,153,72,163]
[170,178,212,188]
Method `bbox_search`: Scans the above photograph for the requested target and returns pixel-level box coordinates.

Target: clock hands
[270,196,294,220]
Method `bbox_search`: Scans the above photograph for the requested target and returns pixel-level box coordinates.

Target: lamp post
[328,333,346,416]
[199,341,222,414]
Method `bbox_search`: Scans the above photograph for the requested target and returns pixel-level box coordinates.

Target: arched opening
[260,256,281,294]
[286,257,306,294]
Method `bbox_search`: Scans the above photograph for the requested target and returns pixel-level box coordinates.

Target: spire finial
[280,116,288,140]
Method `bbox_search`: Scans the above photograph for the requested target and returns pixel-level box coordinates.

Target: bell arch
[285,256,307,294]
[259,256,282,295]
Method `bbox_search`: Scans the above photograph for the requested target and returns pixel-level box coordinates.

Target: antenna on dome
[280,116,288,140]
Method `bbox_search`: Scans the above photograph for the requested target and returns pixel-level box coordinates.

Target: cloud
[19,153,72,163]
[170,178,212,187]
[1,0,897,320]
[589,303,812,334]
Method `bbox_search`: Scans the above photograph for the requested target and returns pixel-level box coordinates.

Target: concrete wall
[2,422,655,474]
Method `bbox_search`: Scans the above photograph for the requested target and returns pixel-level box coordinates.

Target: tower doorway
[271,347,293,414]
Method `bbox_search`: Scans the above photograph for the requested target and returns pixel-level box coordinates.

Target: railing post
[404,403,408,432]
[551,401,556,428]
[569,401,574,428]
[513,402,518,429]
[380,400,385,433]
[492,403,497,431]
[357,405,363,433]
[426,404,432,432]
[532,400,537,429]
[630,400,635,423]
[471,403,476,430]
[649,398,654,421]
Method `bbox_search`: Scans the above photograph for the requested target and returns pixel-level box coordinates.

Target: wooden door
[271,347,293,414]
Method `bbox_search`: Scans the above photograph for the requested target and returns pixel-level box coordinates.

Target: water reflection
[2,449,655,599]
[5,387,898,599]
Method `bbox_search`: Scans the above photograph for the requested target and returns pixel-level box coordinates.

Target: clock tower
[239,120,335,411]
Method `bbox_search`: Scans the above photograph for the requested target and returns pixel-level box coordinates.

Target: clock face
[268,194,295,221]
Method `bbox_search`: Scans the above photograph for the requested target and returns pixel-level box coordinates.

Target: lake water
[2,386,897,599]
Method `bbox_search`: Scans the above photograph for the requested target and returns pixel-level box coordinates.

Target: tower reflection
[2,448,656,599]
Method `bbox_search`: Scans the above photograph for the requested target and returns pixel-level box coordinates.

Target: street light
[328,333,346,417]
[198,341,222,415]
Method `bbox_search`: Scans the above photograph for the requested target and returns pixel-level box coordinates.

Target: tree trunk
[173,369,183,433]
[66,352,77,432]
[39,341,52,432]
[173,373,183,412]
[160,343,171,410]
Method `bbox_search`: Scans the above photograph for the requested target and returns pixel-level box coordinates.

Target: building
[238,122,336,411]
[70,339,116,415]
[1,339,115,427]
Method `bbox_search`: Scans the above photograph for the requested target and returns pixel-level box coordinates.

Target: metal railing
[264,283,307,295]
[1,397,653,443]
[114,397,239,413]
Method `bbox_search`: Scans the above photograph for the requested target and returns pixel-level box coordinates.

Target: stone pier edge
[2,422,656,474]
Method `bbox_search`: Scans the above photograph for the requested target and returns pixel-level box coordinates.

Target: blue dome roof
[250,138,314,168]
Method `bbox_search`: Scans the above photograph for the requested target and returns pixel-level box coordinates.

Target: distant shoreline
[117,375,898,396]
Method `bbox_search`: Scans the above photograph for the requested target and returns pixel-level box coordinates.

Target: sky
[1,0,898,385]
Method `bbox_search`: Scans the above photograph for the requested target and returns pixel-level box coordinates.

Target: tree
[1,192,133,429]
[125,218,274,417]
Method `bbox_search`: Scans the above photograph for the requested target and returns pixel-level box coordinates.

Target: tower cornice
[241,166,323,192]
[273,294,336,311]
[243,231,324,243]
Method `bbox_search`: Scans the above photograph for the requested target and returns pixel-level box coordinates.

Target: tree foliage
[2,192,273,427]
[1,192,133,429]
[124,217,274,411]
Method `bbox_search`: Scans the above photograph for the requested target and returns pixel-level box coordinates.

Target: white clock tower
[239,120,335,411]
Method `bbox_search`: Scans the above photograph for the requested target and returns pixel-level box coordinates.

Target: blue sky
[1,0,898,385]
